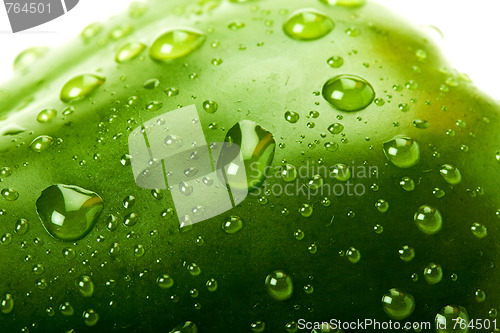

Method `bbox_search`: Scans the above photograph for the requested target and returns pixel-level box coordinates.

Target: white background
[0,0,499,99]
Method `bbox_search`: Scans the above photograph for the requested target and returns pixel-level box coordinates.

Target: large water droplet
[115,42,146,62]
[439,164,462,185]
[346,247,361,263]
[60,74,105,103]
[283,9,334,41]
[36,184,104,241]
[265,270,293,301]
[149,29,206,61]
[157,274,174,289]
[322,75,375,111]
[414,205,442,235]
[219,120,275,191]
[59,302,74,316]
[435,305,469,333]
[383,136,420,168]
[381,288,415,320]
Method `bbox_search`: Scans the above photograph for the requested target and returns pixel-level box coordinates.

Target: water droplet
[328,122,344,134]
[433,188,445,198]
[77,276,94,297]
[423,262,443,284]
[299,203,313,217]
[146,101,163,111]
[471,223,487,239]
[475,289,486,303]
[307,174,324,190]
[294,229,305,240]
[399,177,415,191]
[62,247,76,260]
[202,100,218,113]
[383,136,420,168]
[157,274,174,289]
[219,120,275,191]
[375,199,389,213]
[33,263,45,274]
[374,98,385,106]
[439,164,462,185]
[331,163,351,181]
[179,182,193,196]
[123,196,136,208]
[346,247,361,263]
[1,188,19,201]
[36,108,57,123]
[381,288,415,320]
[374,224,384,234]
[30,135,54,152]
[283,9,334,40]
[14,46,49,71]
[327,56,344,68]
[187,263,201,276]
[228,20,246,30]
[415,49,427,61]
[115,42,146,62]
[284,110,300,123]
[59,302,74,316]
[435,305,469,333]
[83,309,99,327]
[164,134,183,149]
[149,29,206,61]
[1,294,14,314]
[414,205,442,235]
[413,119,429,129]
[251,321,266,333]
[165,87,179,97]
[60,74,105,103]
[222,216,243,234]
[0,167,12,178]
[398,245,415,262]
[14,218,29,234]
[143,78,160,90]
[265,270,293,301]
[280,164,297,182]
[324,141,339,152]
[206,278,218,292]
[36,184,104,241]
[134,244,145,257]
[123,213,138,227]
[322,75,375,112]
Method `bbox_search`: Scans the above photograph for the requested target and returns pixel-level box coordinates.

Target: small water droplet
[399,177,415,191]
[265,270,293,301]
[383,136,420,168]
[82,309,100,327]
[283,9,334,40]
[115,42,146,63]
[1,294,14,314]
[157,274,174,289]
[346,247,361,263]
[36,108,57,123]
[60,74,105,103]
[149,29,206,61]
[398,245,415,262]
[381,288,415,320]
[327,56,344,68]
[423,262,443,284]
[322,75,375,112]
[222,215,243,234]
[14,218,29,234]
[327,122,344,134]
[284,110,300,123]
[439,164,462,185]
[435,305,469,333]
[202,100,218,113]
[414,205,442,235]
[471,223,487,239]
[77,276,94,297]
